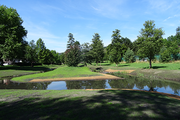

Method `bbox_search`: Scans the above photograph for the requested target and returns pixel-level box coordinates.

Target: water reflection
[0,80,51,90]
[0,77,180,96]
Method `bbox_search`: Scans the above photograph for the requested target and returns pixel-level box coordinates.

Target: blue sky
[1,0,180,53]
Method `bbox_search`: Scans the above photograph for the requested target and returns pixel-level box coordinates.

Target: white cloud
[32,3,63,14]
[91,0,128,18]
[163,14,180,21]
[23,21,67,53]
[147,0,180,12]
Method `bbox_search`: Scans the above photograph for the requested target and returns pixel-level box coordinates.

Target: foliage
[0,5,27,64]
[164,36,180,60]
[25,40,37,67]
[159,46,172,63]
[59,53,65,64]
[38,49,53,64]
[90,33,104,66]
[65,33,81,67]
[81,43,93,66]
[176,26,180,45]
[36,38,46,63]
[107,29,124,66]
[137,20,164,68]
[123,48,136,63]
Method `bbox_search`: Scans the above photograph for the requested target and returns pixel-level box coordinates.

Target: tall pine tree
[90,33,104,66]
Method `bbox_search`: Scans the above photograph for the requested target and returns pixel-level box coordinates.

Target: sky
[1,0,180,53]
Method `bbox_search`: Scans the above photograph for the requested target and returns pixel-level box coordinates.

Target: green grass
[0,89,180,120]
[92,62,180,70]
[0,64,60,78]
[11,66,102,82]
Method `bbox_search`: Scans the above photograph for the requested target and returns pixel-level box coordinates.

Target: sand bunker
[29,73,124,82]
[105,69,134,73]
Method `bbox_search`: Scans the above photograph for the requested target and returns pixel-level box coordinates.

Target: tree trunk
[116,63,117,66]
[96,61,98,66]
[0,59,3,66]
[149,58,152,68]
[31,62,34,67]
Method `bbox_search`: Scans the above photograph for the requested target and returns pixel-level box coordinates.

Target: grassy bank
[11,66,102,82]
[88,62,180,81]
[0,65,60,78]
[91,62,180,70]
[0,89,180,120]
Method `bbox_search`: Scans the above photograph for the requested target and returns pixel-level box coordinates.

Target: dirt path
[105,69,135,73]
[29,73,124,82]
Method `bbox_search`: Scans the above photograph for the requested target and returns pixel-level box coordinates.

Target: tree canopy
[0,5,27,65]
[107,29,124,66]
[90,33,104,66]
[137,20,164,68]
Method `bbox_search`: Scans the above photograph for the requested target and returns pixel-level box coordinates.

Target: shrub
[124,48,136,63]
[159,46,172,63]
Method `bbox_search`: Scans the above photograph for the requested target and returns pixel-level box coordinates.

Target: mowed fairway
[0,90,180,120]
[11,66,103,82]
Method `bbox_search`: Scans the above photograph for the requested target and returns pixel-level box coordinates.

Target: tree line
[0,5,180,68]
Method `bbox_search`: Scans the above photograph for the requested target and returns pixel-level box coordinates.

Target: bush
[124,48,136,63]
[159,46,172,63]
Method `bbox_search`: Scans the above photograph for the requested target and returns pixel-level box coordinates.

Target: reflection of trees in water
[109,73,180,94]
[108,79,134,89]
[0,79,51,90]
[65,80,106,89]
[26,82,51,90]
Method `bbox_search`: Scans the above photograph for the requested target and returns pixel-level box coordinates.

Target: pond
[0,76,180,96]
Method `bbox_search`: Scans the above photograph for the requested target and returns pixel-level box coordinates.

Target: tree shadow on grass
[1,90,180,120]
[118,64,130,67]
[142,66,167,69]
[0,66,51,71]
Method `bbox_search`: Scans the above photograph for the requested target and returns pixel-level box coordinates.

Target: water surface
[0,78,180,96]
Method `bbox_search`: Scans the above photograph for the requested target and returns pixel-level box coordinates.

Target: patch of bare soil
[104,69,135,73]
[29,73,124,82]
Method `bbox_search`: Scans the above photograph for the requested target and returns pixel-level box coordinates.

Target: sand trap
[105,69,134,73]
[29,73,124,82]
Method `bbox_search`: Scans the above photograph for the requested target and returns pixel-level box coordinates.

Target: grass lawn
[0,65,60,78]
[91,62,180,70]
[0,89,180,120]
[11,66,102,82]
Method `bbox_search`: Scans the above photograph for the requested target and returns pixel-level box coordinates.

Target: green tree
[65,33,81,67]
[176,26,180,45]
[107,29,123,66]
[50,50,59,64]
[90,33,104,66]
[81,43,93,66]
[59,53,65,64]
[164,36,180,60]
[159,46,171,63]
[124,48,136,63]
[38,49,53,64]
[36,38,46,63]
[67,33,75,49]
[137,20,164,68]
[0,5,27,65]
[25,40,37,67]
